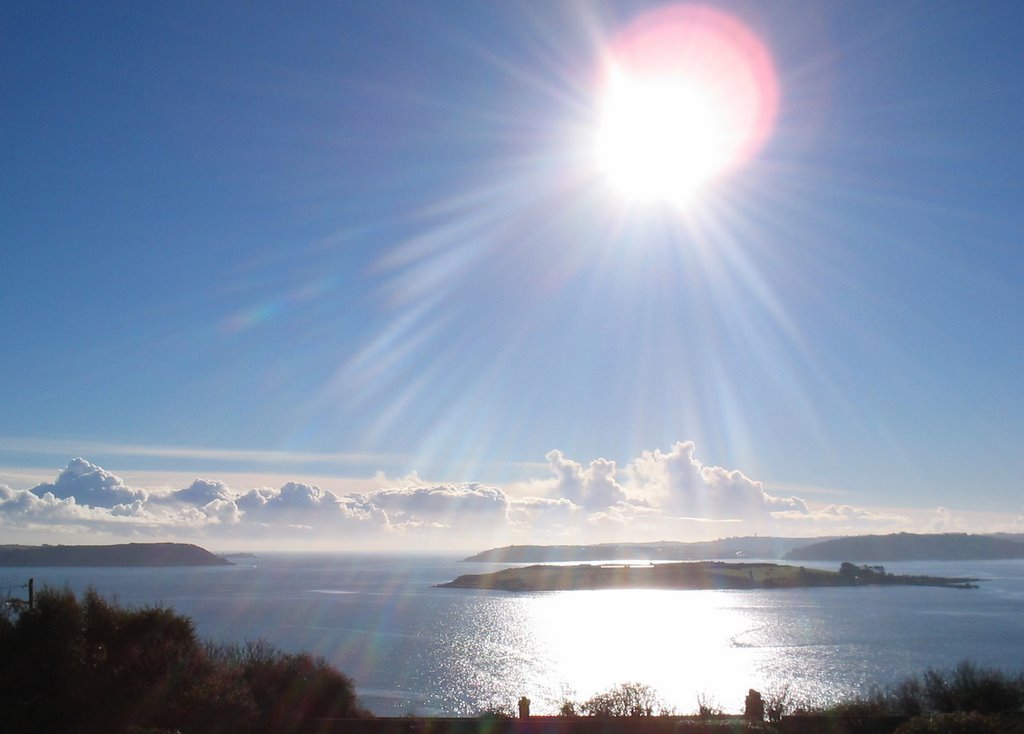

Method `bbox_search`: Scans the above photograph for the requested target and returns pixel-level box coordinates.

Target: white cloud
[772,503,907,528]
[1,483,82,521]
[230,482,383,534]
[2,445,1016,549]
[1,482,193,533]
[31,458,147,508]
[168,478,234,506]
[927,505,967,533]
[815,504,905,523]
[238,481,340,513]
[628,441,806,520]
[544,450,626,510]
[360,483,510,529]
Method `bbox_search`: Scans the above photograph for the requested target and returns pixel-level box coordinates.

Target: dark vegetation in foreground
[0,587,371,734]
[511,669,1024,732]
[3,588,1024,733]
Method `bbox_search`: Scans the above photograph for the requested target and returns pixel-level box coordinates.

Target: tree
[582,682,665,717]
[0,587,368,734]
[764,683,793,723]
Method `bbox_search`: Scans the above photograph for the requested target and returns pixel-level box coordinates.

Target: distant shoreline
[438,561,980,592]
[465,533,1024,564]
[0,542,232,567]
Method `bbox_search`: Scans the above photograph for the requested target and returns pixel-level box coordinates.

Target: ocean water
[2,555,1023,716]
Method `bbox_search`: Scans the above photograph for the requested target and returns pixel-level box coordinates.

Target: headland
[0,542,232,567]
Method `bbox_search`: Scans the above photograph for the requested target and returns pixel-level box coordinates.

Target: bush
[824,662,1024,718]
[764,683,794,723]
[922,661,1023,714]
[243,650,370,732]
[0,587,368,734]
[894,712,1001,734]
[557,699,579,716]
[826,687,891,717]
[582,682,666,717]
[696,692,722,718]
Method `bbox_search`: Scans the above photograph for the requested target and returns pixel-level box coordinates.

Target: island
[438,561,979,591]
[783,532,1024,561]
[0,543,232,567]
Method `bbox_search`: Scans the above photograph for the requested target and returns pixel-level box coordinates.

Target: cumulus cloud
[772,503,907,526]
[628,441,806,520]
[544,450,626,510]
[505,495,579,539]
[1,464,383,541]
[1,444,988,548]
[360,483,510,530]
[815,504,904,523]
[238,482,341,515]
[1,483,85,523]
[926,506,967,533]
[169,478,234,506]
[0,481,181,533]
[31,458,147,508]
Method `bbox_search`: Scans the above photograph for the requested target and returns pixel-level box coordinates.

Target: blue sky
[2,1,1022,550]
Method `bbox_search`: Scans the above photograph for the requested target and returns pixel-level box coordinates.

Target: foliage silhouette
[695,692,722,719]
[0,587,369,734]
[893,711,1002,734]
[763,683,793,723]
[581,682,667,717]
[827,661,1024,719]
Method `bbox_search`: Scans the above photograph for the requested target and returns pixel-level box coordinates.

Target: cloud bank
[0,443,983,550]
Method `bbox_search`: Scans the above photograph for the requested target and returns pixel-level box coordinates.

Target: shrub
[242,649,370,732]
[582,682,666,717]
[923,661,1023,714]
[764,683,794,723]
[0,587,367,734]
[824,687,891,717]
[477,703,516,720]
[557,699,579,716]
[894,712,1001,734]
[824,662,1024,719]
[696,692,722,718]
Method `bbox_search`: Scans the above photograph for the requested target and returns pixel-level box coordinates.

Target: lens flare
[594,5,779,204]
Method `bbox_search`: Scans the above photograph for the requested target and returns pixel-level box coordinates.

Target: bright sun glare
[594,5,779,206]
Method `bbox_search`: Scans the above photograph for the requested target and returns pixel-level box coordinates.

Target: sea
[3,554,1023,717]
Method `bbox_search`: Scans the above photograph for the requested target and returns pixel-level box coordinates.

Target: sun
[593,5,779,206]
[595,68,733,203]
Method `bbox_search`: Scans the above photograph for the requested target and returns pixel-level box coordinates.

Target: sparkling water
[3,555,1022,716]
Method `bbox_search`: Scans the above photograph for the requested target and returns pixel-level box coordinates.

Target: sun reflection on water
[434,589,782,715]
[528,590,760,712]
